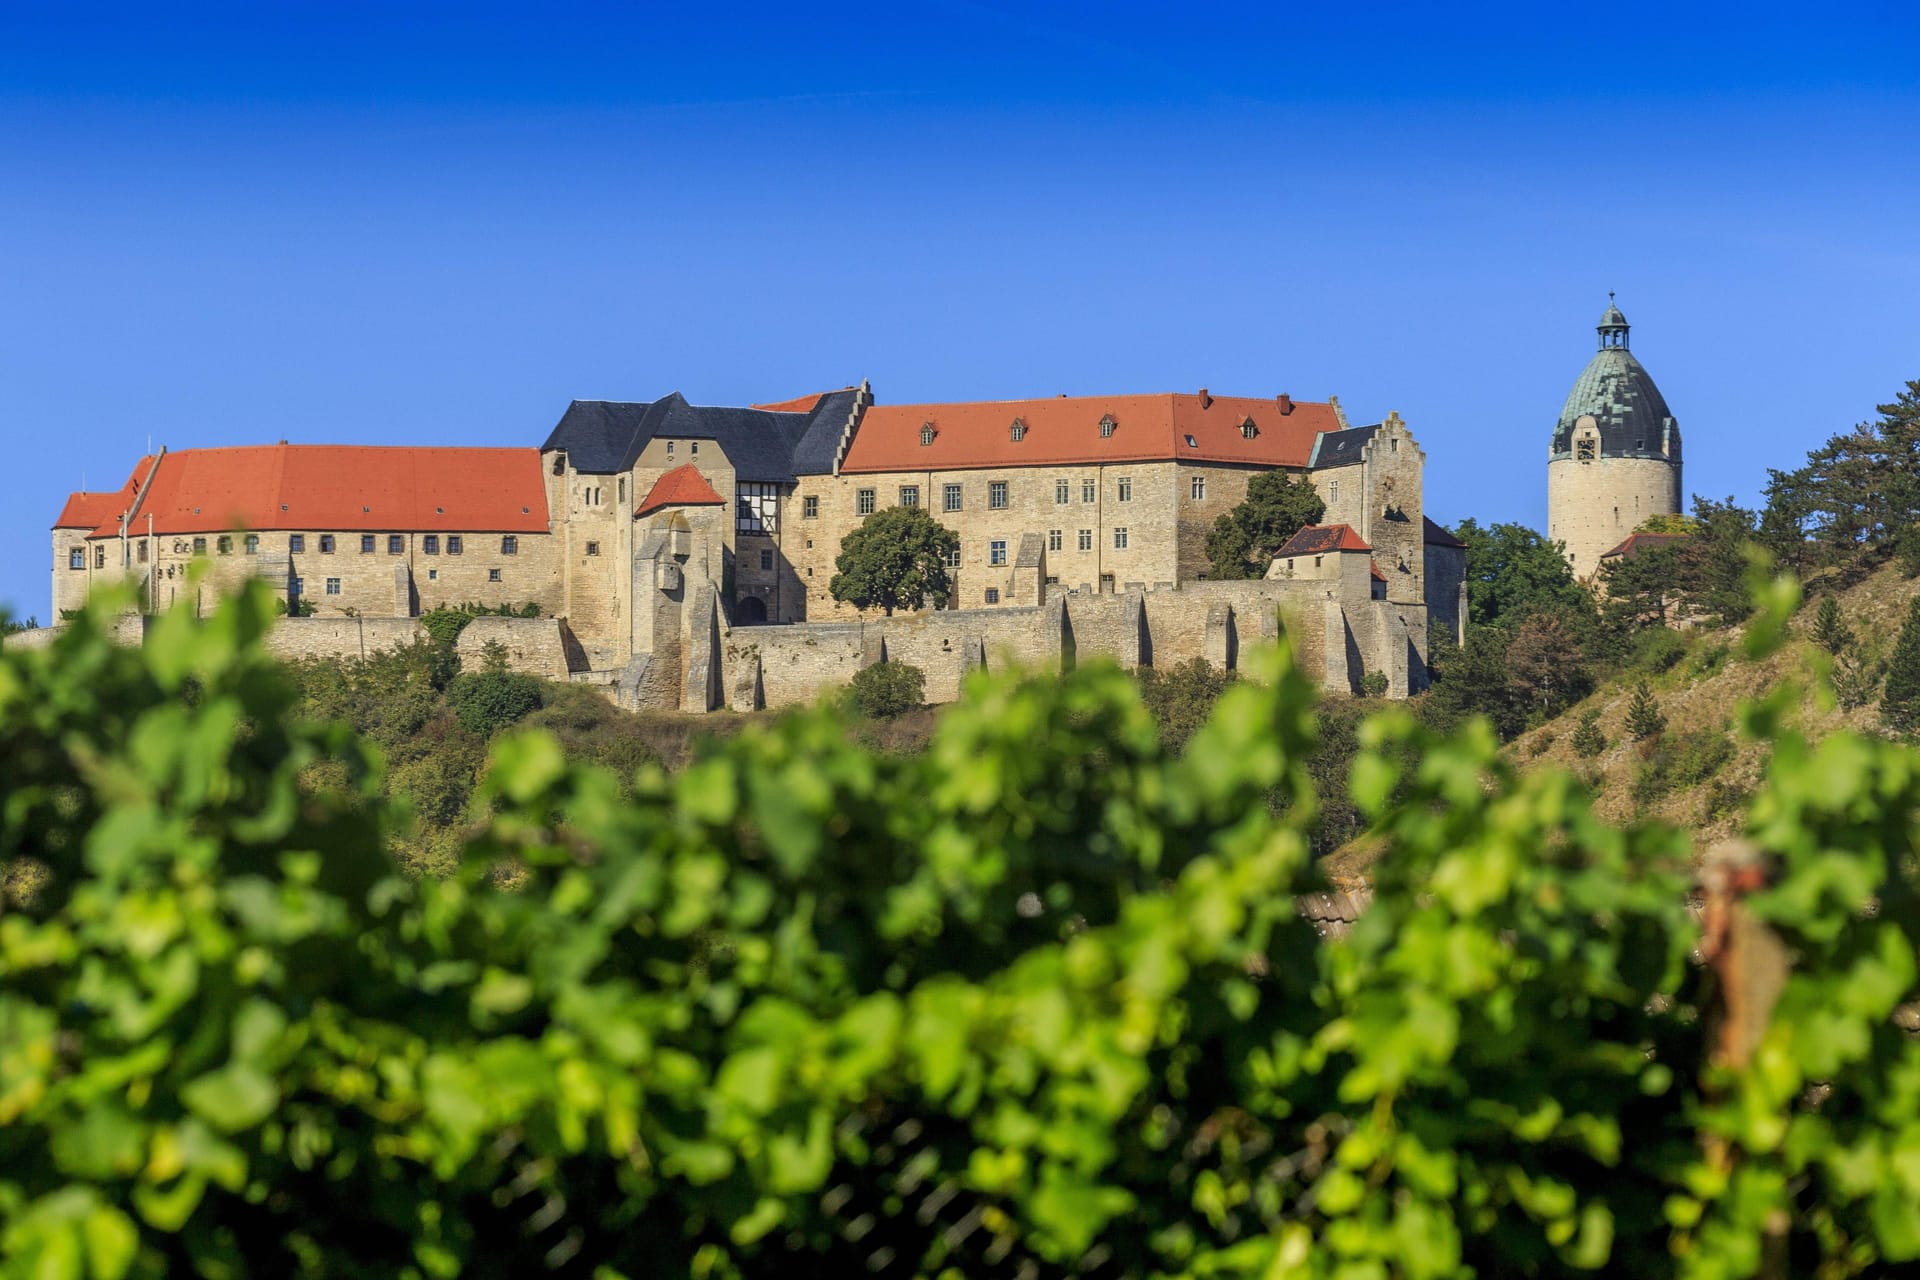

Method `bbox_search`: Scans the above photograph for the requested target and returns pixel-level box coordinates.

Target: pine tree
[1811,594,1854,655]
[1571,707,1607,757]
[1879,597,1920,732]
[1626,680,1666,742]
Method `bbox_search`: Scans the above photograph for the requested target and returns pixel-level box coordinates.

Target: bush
[1629,626,1689,674]
[847,659,925,719]
[11,579,1920,1276]
[1626,679,1667,741]
[1631,725,1735,805]
[1359,669,1390,698]
[445,669,545,737]
[1135,657,1233,752]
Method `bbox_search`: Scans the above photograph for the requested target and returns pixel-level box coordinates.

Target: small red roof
[72,445,549,538]
[1601,531,1691,561]
[750,388,854,414]
[1277,523,1372,557]
[636,464,726,516]
[1369,558,1387,582]
[840,391,1338,474]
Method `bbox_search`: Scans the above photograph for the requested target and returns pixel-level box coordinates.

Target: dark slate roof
[541,388,860,483]
[1551,326,1681,461]
[1422,515,1467,548]
[1308,424,1377,470]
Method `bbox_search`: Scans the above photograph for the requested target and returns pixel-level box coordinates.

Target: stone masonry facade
[26,381,1459,709]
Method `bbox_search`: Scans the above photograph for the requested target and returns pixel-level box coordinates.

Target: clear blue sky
[4,1,1917,621]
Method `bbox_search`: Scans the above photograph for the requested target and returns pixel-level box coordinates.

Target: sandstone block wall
[260,617,426,663]
[455,617,578,681]
[1548,453,1682,578]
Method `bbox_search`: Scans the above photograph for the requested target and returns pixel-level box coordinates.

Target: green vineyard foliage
[2,581,1918,1278]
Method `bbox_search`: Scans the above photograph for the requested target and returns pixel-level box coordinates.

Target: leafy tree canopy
[1452,518,1594,631]
[1204,471,1326,579]
[830,506,960,615]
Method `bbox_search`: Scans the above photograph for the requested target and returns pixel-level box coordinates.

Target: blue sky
[3,1,1917,621]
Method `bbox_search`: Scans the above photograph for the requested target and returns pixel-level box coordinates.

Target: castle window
[760,549,773,571]
[325,578,340,595]
[666,441,674,455]
[193,537,207,555]
[502,536,518,555]
[1099,415,1117,439]
[1117,477,1132,502]
[586,541,600,556]
[803,495,819,519]
[426,569,437,581]
[899,485,919,508]
[1055,479,1069,504]
[985,588,1000,604]
[618,477,626,504]
[989,481,1009,509]
[289,535,305,553]
[68,548,84,569]
[944,483,963,512]
[1100,572,1115,590]
[1048,529,1062,552]
[857,488,876,516]
[217,536,232,555]
[1077,529,1092,552]
[137,541,148,563]
[388,535,404,555]
[990,539,1008,566]
[1635,439,1644,451]
[1191,476,1206,500]
[423,535,439,555]
[1113,527,1129,550]
[243,534,259,554]
[1241,421,1257,440]
[920,423,936,447]
[738,482,781,534]
[489,568,502,582]
[1010,419,1027,443]
[320,535,335,553]
[944,546,961,568]
[448,536,462,555]
[360,535,375,554]
[1081,480,1095,503]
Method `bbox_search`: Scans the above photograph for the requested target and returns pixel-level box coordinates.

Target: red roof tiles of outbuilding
[1276,523,1372,557]
[839,392,1337,474]
[749,389,854,414]
[1600,531,1691,561]
[636,464,726,516]
[75,444,549,538]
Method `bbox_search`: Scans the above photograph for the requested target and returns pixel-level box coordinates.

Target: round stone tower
[1546,297,1683,577]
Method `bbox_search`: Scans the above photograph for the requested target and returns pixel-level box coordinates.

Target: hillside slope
[1505,560,1919,842]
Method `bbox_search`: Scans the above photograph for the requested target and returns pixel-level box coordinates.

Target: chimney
[1199,388,1212,408]
[1277,393,1294,416]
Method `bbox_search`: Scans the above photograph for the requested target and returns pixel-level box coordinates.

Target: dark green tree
[846,659,926,719]
[1879,596,1920,733]
[1811,594,1854,655]
[1571,707,1607,757]
[1626,680,1666,741]
[1203,471,1326,579]
[830,506,960,615]
[1600,542,1684,637]
[1135,657,1234,752]
[1681,495,1760,625]
[1452,518,1595,632]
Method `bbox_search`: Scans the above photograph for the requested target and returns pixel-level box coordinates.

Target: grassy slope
[1505,561,1916,843]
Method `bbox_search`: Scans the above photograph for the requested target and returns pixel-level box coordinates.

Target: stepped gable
[543,387,861,483]
[636,464,726,517]
[839,391,1335,474]
[1550,300,1680,459]
[1276,523,1372,557]
[74,445,549,538]
[1422,515,1466,548]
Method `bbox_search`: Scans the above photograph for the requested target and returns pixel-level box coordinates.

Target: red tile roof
[54,461,149,532]
[839,392,1337,474]
[636,464,726,516]
[1277,524,1372,557]
[1600,531,1691,561]
[1370,558,1388,582]
[750,388,855,414]
[73,445,549,538]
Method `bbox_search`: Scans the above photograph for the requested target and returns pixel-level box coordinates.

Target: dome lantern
[1597,292,1630,350]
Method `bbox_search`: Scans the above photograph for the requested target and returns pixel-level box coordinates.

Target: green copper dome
[1550,299,1681,460]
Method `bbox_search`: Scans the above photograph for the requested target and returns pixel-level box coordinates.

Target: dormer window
[1099,415,1117,439]
[1009,419,1027,443]
[1185,435,1198,448]
[920,423,936,446]
[1240,419,1258,440]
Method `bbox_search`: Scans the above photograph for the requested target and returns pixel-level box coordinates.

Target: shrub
[1359,670,1390,698]
[1690,641,1729,677]
[847,659,925,718]
[445,669,545,737]
[1811,593,1854,654]
[11,578,1920,1276]
[1881,596,1920,733]
[1630,626,1689,674]
[1572,707,1608,757]
[1626,679,1667,741]
[1135,657,1233,752]
[1529,730,1555,757]
[1631,725,1735,805]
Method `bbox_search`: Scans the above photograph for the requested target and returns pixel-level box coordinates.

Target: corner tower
[1546,297,1683,576]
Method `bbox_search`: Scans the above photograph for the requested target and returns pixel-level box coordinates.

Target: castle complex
[36,381,1465,709]
[1546,299,1684,576]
